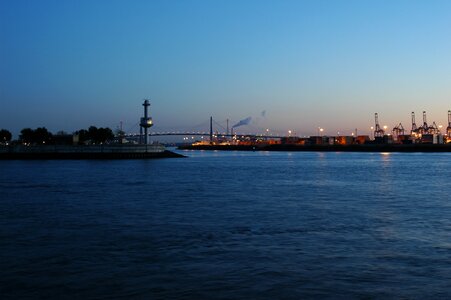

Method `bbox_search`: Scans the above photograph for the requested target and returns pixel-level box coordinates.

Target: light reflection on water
[0,151,451,299]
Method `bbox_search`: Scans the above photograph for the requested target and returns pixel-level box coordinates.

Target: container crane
[411,112,418,134]
[447,110,451,138]
[418,111,429,134]
[392,123,405,139]
[428,122,440,135]
[374,113,385,138]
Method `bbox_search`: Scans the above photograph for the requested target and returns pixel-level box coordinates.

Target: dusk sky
[1,0,450,137]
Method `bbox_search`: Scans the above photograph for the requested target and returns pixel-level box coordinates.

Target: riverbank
[0,145,185,159]
[179,143,451,152]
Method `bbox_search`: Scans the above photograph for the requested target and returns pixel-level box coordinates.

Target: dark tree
[75,126,114,144]
[74,129,89,144]
[88,126,98,141]
[56,130,68,136]
[0,129,12,143]
[95,127,114,144]
[19,127,53,144]
[33,127,53,144]
[87,127,113,144]
[20,128,34,144]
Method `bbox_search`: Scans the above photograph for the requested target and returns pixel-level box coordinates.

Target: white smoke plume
[232,117,252,129]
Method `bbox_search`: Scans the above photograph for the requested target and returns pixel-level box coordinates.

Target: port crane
[447,110,451,138]
[392,123,405,139]
[374,113,385,138]
[411,112,418,134]
[417,111,429,134]
[429,122,440,135]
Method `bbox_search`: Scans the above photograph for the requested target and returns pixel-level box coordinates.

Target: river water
[1,150,451,299]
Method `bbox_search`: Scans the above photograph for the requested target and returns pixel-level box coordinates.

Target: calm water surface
[1,150,451,299]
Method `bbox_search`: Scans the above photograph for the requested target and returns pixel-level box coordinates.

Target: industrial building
[185,109,451,149]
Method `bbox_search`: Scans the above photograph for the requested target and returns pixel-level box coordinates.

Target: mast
[210,116,213,144]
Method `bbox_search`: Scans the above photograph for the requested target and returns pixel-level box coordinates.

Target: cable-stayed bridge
[123,117,286,141]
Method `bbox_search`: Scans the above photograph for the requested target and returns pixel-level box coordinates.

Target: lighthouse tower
[140,99,153,144]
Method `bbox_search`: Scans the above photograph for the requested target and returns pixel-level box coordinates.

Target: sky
[1,0,450,138]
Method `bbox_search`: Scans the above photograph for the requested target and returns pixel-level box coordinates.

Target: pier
[0,145,184,159]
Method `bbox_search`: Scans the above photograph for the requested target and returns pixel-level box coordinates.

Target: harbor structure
[140,99,153,145]
[447,110,451,139]
[183,109,450,149]
[373,113,385,139]
[0,101,185,159]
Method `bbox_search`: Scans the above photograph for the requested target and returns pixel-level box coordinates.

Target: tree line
[0,126,115,145]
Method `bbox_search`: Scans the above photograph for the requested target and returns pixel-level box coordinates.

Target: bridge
[123,116,287,142]
[125,132,286,139]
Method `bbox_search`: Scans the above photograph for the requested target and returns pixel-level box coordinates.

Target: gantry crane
[392,123,405,139]
[411,112,418,134]
[374,113,385,138]
[428,122,440,134]
[418,111,429,134]
[447,110,451,138]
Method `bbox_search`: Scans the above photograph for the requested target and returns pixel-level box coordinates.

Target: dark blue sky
[1,0,450,137]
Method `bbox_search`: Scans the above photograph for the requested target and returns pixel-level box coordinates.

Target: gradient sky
[1,0,450,137]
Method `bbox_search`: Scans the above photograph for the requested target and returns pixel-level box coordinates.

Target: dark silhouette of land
[0,145,184,160]
[179,143,451,152]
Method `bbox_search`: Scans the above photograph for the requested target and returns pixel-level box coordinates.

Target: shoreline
[0,145,185,160]
[179,143,451,153]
